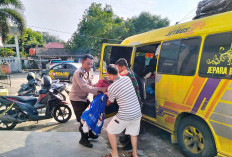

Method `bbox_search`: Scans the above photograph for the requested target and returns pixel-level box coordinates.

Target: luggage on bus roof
[194,0,232,19]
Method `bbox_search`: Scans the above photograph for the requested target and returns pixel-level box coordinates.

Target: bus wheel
[177,116,216,157]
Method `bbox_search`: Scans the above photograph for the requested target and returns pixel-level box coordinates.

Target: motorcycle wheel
[0,105,18,130]
[53,104,72,123]
[0,121,17,130]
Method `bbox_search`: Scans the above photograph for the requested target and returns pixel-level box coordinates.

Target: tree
[66,3,128,56]
[126,12,170,36]
[66,3,170,56]
[37,31,64,43]
[0,48,16,57]
[21,28,45,52]
[7,28,45,54]
[0,0,25,43]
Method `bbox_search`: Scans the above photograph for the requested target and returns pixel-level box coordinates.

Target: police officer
[69,54,107,148]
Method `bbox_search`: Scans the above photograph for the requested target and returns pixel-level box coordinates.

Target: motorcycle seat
[5,96,37,104]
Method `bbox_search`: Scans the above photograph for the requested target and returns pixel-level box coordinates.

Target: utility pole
[15,35,22,72]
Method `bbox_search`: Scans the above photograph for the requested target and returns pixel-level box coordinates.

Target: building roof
[36,48,77,57]
[45,42,64,49]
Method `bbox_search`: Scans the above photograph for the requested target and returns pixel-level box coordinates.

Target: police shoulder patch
[79,72,83,78]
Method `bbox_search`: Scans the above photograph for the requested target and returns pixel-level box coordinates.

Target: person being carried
[69,54,107,148]
[103,64,142,157]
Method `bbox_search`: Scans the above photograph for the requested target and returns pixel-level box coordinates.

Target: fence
[0,57,21,73]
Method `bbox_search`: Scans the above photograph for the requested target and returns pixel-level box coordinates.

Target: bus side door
[155,37,201,129]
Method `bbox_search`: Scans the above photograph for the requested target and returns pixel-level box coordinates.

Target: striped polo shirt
[108,76,142,121]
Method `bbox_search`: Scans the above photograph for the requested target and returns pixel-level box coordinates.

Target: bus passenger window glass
[199,32,232,79]
[158,40,180,74]
[158,37,201,76]
[177,38,201,75]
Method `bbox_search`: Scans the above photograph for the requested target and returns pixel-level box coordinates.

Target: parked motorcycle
[18,72,40,96]
[0,76,72,130]
[18,72,69,101]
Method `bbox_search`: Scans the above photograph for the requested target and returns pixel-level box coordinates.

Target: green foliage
[21,28,44,49]
[126,12,170,36]
[0,0,25,43]
[20,51,27,57]
[66,3,128,56]
[0,48,16,57]
[66,3,170,57]
[37,31,64,43]
[7,28,45,54]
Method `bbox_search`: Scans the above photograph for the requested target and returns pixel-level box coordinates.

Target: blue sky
[21,0,200,41]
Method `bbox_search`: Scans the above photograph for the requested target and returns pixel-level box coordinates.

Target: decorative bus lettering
[165,27,190,37]
[207,66,232,75]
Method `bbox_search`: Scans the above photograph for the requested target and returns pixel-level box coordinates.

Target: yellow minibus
[100,11,232,157]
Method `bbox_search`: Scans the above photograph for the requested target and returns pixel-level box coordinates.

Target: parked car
[41,62,81,82]
[46,59,62,69]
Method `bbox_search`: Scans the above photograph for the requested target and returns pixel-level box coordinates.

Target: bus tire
[177,116,216,157]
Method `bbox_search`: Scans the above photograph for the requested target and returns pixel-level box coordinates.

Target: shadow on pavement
[0,131,107,157]
[13,119,79,132]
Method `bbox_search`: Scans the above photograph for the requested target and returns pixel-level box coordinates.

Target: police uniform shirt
[69,67,98,102]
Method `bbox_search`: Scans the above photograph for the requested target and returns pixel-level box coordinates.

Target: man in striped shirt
[116,58,142,151]
[104,64,141,157]
[116,58,142,105]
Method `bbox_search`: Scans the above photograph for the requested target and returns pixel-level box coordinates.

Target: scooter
[17,72,41,97]
[18,73,68,99]
[18,79,40,96]
[0,76,72,130]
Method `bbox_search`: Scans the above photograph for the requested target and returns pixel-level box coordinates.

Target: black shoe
[123,141,132,150]
[79,138,93,148]
[119,135,130,144]
[88,130,99,139]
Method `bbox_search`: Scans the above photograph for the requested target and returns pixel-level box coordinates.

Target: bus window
[178,38,201,75]
[158,37,201,76]
[199,32,232,79]
[158,40,180,74]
